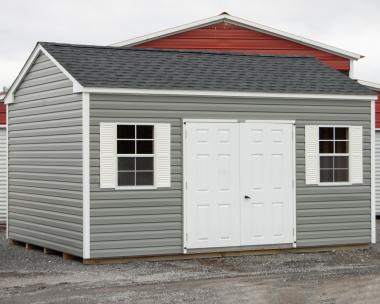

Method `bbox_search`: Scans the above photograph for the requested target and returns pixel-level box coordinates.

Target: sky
[1,0,379,90]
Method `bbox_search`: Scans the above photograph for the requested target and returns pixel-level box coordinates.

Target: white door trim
[244,120,295,124]
[183,119,296,252]
[183,120,188,252]
[292,124,297,247]
[183,119,238,123]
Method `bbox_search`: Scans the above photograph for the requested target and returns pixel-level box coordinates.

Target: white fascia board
[358,80,380,92]
[4,44,83,104]
[80,87,376,101]
[349,59,354,79]
[111,14,223,47]
[39,45,83,93]
[111,14,363,60]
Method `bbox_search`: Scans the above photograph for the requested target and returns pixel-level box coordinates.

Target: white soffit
[110,13,363,60]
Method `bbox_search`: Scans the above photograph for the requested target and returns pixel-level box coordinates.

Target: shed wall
[8,53,83,257]
[90,93,371,258]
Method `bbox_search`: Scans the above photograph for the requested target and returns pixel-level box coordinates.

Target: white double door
[185,121,294,249]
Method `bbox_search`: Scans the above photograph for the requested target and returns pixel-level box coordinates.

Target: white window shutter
[305,125,319,184]
[350,126,363,184]
[155,123,171,187]
[99,123,116,188]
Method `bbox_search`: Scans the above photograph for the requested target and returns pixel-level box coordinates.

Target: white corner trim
[292,124,297,247]
[349,59,354,79]
[5,106,8,239]
[358,80,380,92]
[82,92,90,258]
[4,44,83,104]
[371,99,376,244]
[111,14,363,60]
[79,87,376,101]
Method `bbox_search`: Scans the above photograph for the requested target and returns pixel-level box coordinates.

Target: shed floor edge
[83,243,369,265]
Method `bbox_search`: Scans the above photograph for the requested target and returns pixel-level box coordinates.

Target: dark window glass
[117,124,155,187]
[137,125,154,139]
[319,141,333,153]
[335,141,348,153]
[137,140,153,154]
[335,169,349,182]
[118,172,135,186]
[335,128,348,140]
[117,125,135,139]
[118,157,135,171]
[320,156,333,169]
[334,156,348,169]
[319,127,333,140]
[136,172,154,185]
[136,157,154,170]
[320,169,334,182]
[117,140,135,154]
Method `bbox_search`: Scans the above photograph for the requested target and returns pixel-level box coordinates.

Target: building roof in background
[110,13,363,60]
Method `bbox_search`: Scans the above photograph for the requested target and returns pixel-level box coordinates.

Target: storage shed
[4,42,377,261]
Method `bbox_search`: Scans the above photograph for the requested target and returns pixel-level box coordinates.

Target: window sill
[317,182,352,186]
[114,186,157,190]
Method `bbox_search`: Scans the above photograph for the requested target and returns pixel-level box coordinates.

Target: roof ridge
[39,41,315,59]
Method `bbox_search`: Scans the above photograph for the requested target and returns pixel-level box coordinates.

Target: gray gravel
[1,223,380,303]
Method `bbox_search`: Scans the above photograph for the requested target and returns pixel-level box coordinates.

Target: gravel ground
[1,223,380,303]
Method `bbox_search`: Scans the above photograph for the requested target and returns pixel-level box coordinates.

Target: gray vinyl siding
[90,93,371,258]
[8,52,83,257]
[376,131,380,214]
[0,128,6,223]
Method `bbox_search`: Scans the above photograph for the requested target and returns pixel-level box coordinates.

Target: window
[117,124,154,187]
[319,127,349,183]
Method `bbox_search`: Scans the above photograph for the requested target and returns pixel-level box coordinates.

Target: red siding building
[113,13,362,76]
[135,22,351,73]
[0,93,6,125]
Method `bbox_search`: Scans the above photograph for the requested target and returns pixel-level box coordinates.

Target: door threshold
[186,243,293,254]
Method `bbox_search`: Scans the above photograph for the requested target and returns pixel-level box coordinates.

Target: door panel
[185,121,294,250]
[186,123,240,249]
[240,123,294,245]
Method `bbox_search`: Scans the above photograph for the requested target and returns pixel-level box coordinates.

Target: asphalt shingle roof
[40,42,374,96]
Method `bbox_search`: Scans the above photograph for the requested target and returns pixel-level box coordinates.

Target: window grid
[116,124,154,187]
[319,127,349,183]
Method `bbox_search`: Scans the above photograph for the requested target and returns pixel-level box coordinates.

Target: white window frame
[115,122,157,190]
[317,125,352,186]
